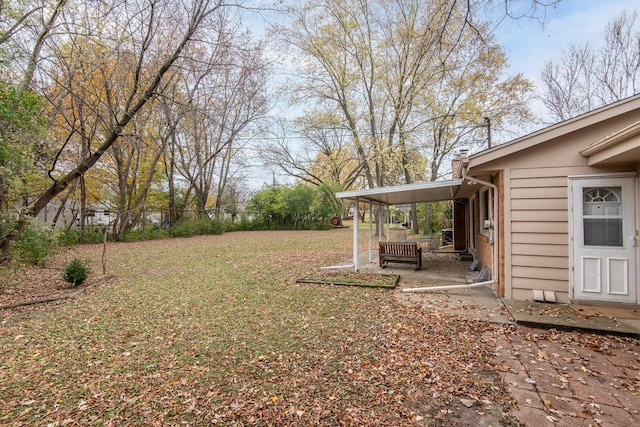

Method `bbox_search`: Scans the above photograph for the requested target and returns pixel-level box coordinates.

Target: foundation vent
[532,290,556,303]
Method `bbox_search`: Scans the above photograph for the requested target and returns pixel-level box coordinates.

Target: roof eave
[580,119,640,157]
[468,93,640,169]
[336,179,464,206]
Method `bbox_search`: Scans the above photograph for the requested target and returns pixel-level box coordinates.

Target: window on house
[479,188,490,234]
[583,187,623,247]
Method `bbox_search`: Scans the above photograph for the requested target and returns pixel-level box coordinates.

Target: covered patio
[351,245,477,288]
[335,177,497,293]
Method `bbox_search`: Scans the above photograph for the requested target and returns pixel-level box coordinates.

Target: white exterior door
[570,176,637,303]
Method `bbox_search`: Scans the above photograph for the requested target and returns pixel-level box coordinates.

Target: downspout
[462,175,499,292]
[404,170,499,293]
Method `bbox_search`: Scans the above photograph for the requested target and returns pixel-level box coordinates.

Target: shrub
[120,226,169,242]
[56,227,106,246]
[169,217,224,238]
[223,218,332,232]
[62,258,90,287]
[224,219,262,232]
[246,183,336,229]
[11,224,55,266]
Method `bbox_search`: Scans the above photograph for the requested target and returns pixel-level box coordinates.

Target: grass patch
[0,229,513,425]
[297,270,399,288]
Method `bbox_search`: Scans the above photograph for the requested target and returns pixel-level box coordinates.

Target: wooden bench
[379,241,422,270]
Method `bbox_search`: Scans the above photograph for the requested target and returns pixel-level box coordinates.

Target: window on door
[583,187,623,247]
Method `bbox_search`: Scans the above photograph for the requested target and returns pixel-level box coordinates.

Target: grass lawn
[0,229,511,425]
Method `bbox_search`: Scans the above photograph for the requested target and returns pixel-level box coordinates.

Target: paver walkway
[492,326,640,426]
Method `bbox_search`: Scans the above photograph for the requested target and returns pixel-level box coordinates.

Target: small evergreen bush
[62,258,90,287]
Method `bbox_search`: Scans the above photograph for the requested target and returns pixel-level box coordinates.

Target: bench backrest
[379,241,419,256]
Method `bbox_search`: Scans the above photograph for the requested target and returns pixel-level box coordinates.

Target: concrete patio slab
[505,300,640,339]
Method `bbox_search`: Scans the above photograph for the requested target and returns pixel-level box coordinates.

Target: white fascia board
[336,179,463,206]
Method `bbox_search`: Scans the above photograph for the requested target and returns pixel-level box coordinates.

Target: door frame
[469,195,476,251]
[568,172,638,303]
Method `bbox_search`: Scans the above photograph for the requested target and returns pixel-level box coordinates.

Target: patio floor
[351,249,640,337]
[353,250,513,324]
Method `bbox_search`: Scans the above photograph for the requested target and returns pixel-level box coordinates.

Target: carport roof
[335,179,464,205]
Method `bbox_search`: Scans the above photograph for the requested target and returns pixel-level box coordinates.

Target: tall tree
[0,82,48,258]
[276,0,533,187]
[260,113,362,217]
[261,113,363,189]
[173,19,268,217]
[421,23,533,181]
[0,0,228,251]
[540,9,640,121]
[278,0,460,190]
[272,0,536,233]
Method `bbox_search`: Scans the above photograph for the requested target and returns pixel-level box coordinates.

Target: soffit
[581,120,640,165]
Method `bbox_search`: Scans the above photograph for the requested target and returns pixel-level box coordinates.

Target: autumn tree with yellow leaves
[0,0,270,250]
[273,0,535,230]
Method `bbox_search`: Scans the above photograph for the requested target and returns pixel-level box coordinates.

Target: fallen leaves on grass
[0,230,513,426]
[0,265,73,307]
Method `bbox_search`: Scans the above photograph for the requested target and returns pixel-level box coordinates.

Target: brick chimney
[451,149,468,179]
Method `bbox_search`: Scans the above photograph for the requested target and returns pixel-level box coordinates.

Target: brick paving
[492,327,640,426]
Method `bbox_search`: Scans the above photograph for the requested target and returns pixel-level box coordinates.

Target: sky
[490,0,640,128]
[241,0,640,190]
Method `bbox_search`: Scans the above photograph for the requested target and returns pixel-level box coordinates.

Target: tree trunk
[28,1,219,219]
[51,180,77,227]
[410,203,418,234]
[79,175,86,231]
